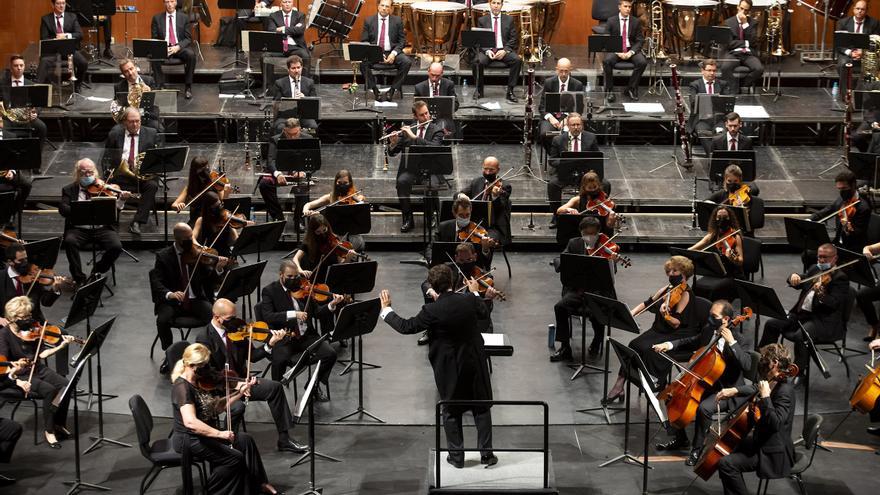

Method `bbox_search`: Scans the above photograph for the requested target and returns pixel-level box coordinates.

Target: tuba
[116,152,152,181]
[864,34,880,82]
[0,101,37,124]
[767,0,788,57]
[648,0,667,59]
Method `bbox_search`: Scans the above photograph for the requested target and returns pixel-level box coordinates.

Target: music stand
[246,30,284,55]
[578,293,641,424]
[0,137,41,234]
[420,96,456,121]
[69,199,118,291]
[8,84,51,109]
[218,0,256,68]
[438,199,490,226]
[223,195,253,220]
[140,146,188,242]
[275,97,321,121]
[734,279,788,350]
[332,298,383,423]
[217,260,269,320]
[554,151,604,191]
[322,203,371,236]
[694,200,750,233]
[290,362,340,492]
[695,25,734,50]
[325,261,380,374]
[230,221,286,263]
[459,29,495,104]
[833,31,869,58]
[545,92,585,115]
[836,248,876,288]
[39,38,79,106]
[343,42,383,112]
[408,145,454,246]
[848,152,880,189]
[24,236,62,270]
[669,246,727,278]
[693,94,735,127]
[709,150,755,184]
[428,242,459,268]
[784,217,831,253]
[132,39,167,61]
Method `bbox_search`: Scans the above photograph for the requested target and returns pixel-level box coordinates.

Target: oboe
[845,62,854,156]
[524,64,536,169]
[670,64,692,164]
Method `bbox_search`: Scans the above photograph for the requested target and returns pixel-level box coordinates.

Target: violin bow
[182,172,227,211]
[224,363,234,448]
[470,167,516,201]
[24,320,49,399]
[589,233,619,257]
[816,198,861,223]
[578,196,616,215]
[244,324,253,406]
[24,267,45,298]
[632,285,675,317]
[797,258,860,285]
[444,252,475,291]
[182,205,239,296]
[700,229,742,253]
[463,220,486,241]
[315,189,364,213]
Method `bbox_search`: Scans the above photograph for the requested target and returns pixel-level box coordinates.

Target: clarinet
[381,116,390,172]
[845,62,854,156]
[670,64,692,164]
[524,64,536,168]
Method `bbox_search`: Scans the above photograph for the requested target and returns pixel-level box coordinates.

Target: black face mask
[12,260,29,276]
[178,239,193,251]
[708,315,722,328]
[222,317,244,333]
[717,218,730,230]
[459,261,476,273]
[840,189,854,200]
[726,182,741,193]
[586,190,600,199]
[483,173,497,183]
[14,318,34,330]
[198,168,211,180]
[335,183,350,195]
[669,274,684,286]
[282,276,301,290]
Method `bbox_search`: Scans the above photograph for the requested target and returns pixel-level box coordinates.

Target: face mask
[669,274,684,286]
[12,260,29,276]
[80,176,95,187]
[459,261,476,273]
[583,234,598,246]
[708,315,722,327]
[335,183,350,195]
[483,173,497,183]
[14,318,34,330]
[839,189,854,200]
[717,218,730,230]
[282,276,301,290]
[222,317,243,333]
[198,168,211,180]
[178,238,193,251]
[586,190,600,199]
[817,262,831,270]
[455,217,470,229]
[726,183,740,193]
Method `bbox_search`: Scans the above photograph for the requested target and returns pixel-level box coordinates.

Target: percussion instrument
[801,0,852,20]
[411,1,467,60]
[307,0,364,38]
[663,0,718,55]
[393,0,418,51]
[525,0,566,44]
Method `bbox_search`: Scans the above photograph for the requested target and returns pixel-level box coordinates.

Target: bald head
[427,62,444,83]
[556,58,573,81]
[212,298,236,318]
[482,156,500,178]
[173,223,192,241]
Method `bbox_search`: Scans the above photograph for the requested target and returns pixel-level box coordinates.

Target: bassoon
[670,64,692,164]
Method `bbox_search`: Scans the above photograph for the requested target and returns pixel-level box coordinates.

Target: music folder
[8,85,51,108]
[588,35,623,53]
[133,39,168,61]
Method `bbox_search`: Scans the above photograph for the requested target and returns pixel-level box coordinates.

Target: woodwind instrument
[524,63,536,169]
[845,62,854,156]
[670,64,692,164]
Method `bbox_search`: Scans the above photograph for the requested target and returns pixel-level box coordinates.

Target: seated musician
[804,170,871,268]
[550,217,618,362]
[0,167,32,233]
[606,256,697,402]
[707,164,760,207]
[688,205,744,301]
[652,300,751,464]
[711,112,752,153]
[717,343,796,495]
[196,298,307,453]
[259,117,311,228]
[414,62,459,133]
[471,0,521,103]
[0,296,73,449]
[193,192,253,257]
[292,213,361,283]
[302,169,367,249]
[556,170,618,235]
[151,0,196,99]
[100,107,161,236]
[170,342,283,495]
[437,196,499,269]
[36,0,87,94]
[602,0,647,102]
[720,0,764,94]
[0,373,22,485]
[389,100,445,233]
[759,243,848,377]
[150,223,227,375]
[258,260,339,397]
[114,58,160,131]
[836,1,880,98]
[547,113,599,227]
[171,156,234,225]
[59,158,125,285]
[360,0,413,102]
[688,59,731,156]
[858,241,880,341]
[2,55,49,145]
[539,58,583,153]
[272,55,318,131]
[266,0,312,78]
[0,243,63,324]
[455,156,512,246]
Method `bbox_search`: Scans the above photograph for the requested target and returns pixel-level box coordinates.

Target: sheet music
[482,333,504,346]
[734,104,769,119]
[622,102,664,113]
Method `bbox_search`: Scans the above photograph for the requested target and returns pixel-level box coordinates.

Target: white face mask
[583,234,598,246]
[455,217,470,229]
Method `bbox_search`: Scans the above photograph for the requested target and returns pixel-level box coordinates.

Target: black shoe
[54,427,72,440]
[505,89,518,103]
[588,342,602,358]
[549,346,573,362]
[446,454,464,468]
[314,386,330,403]
[128,222,141,235]
[606,92,616,103]
[480,454,498,467]
[159,359,170,375]
[0,474,15,486]
[401,215,414,233]
[655,435,690,452]
[103,48,113,59]
[868,426,880,437]
[549,217,557,229]
[472,90,483,101]
[625,88,639,101]
[685,448,701,466]
[277,438,308,453]
[185,87,193,100]
[601,391,624,406]
[45,432,61,449]
[417,331,429,346]
[386,88,396,101]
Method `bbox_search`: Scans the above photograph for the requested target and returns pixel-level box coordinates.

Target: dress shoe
[128,222,141,235]
[606,92,616,103]
[549,346,573,362]
[625,88,639,101]
[655,435,689,452]
[277,438,308,453]
[159,359,170,375]
[418,331,430,346]
[601,391,625,406]
[446,454,464,468]
[314,386,330,403]
[184,87,193,100]
[549,217,558,229]
[401,215,414,233]
[480,454,498,466]
[505,89,518,103]
[0,474,15,486]
[45,433,61,449]
[386,88,396,101]
[372,87,381,101]
[867,426,880,437]
[685,448,701,466]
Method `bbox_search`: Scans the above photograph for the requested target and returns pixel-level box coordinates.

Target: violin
[17,265,75,292]
[581,191,626,227]
[0,228,23,248]
[226,321,278,342]
[209,169,240,194]
[14,323,85,347]
[587,233,632,268]
[839,196,859,234]
[456,265,506,301]
[457,222,499,248]
[661,281,689,324]
[319,232,368,261]
[0,355,31,375]
[726,184,751,207]
[219,208,249,228]
[86,180,141,199]
[180,245,234,268]
[194,367,244,392]
[710,229,740,262]
[289,277,349,305]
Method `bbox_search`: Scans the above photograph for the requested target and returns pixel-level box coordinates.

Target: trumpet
[378,118,435,141]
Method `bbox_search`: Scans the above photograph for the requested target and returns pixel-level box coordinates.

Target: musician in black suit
[720,0,764,94]
[688,59,732,155]
[114,59,160,131]
[436,196,499,269]
[539,58,584,152]
[456,156,512,246]
[100,108,161,236]
[414,62,459,133]
[547,113,599,226]
[271,55,318,131]
[710,112,752,152]
[0,100,33,231]
[266,0,312,76]
[151,0,196,99]
[718,343,796,495]
[472,0,521,103]
[380,265,498,469]
[196,298,307,453]
[602,0,646,102]
[36,0,87,92]
[389,100,446,232]
[360,0,412,102]
[258,260,339,394]
[807,170,872,259]
[2,55,49,145]
[0,243,61,325]
[59,159,125,285]
[259,118,312,227]
[836,0,880,97]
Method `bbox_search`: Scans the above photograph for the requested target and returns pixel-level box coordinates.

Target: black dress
[171,377,267,495]
[627,289,698,389]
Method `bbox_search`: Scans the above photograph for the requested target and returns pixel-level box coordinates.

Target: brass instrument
[767,0,788,57]
[648,0,667,59]
[864,34,880,83]
[111,77,148,123]
[67,53,76,84]
[520,7,541,64]
[116,152,152,181]
[0,101,37,124]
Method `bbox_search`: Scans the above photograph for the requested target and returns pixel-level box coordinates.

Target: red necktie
[56,15,63,34]
[283,14,289,51]
[708,82,713,94]
[418,126,425,139]
[493,16,499,46]
[379,17,387,51]
[573,136,580,152]
[738,24,744,41]
[128,134,136,165]
[561,80,567,92]
[168,14,177,46]
[14,277,22,296]
[730,138,736,151]
[857,20,863,34]
[621,18,628,51]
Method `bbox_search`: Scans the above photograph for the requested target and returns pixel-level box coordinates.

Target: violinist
[0,366,22,486]
[606,256,697,403]
[170,156,234,225]
[689,205,744,301]
[550,217,616,362]
[717,343,795,495]
[59,158,125,285]
[556,171,618,234]
[707,165,760,209]
[100,107,161,236]
[547,113,599,227]
[192,192,252,257]
[0,296,73,449]
[149,223,227,375]
[170,343,283,494]
[456,157,513,246]
[196,298,307,454]
[257,260,340,395]
[759,243,848,377]
[302,169,367,250]
[259,117,311,229]
[858,240,880,341]
[652,300,752,465]
[806,170,871,268]
[437,196,499,269]
[293,213,362,283]
[0,243,61,324]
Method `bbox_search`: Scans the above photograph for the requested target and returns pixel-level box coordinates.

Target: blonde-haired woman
[0,296,74,449]
[170,343,281,495]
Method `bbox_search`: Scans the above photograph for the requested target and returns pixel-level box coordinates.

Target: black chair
[150,315,208,360]
[741,236,762,282]
[0,391,40,445]
[591,0,619,34]
[129,394,207,494]
[815,286,855,378]
[756,413,824,495]
[866,213,880,244]
[164,340,192,373]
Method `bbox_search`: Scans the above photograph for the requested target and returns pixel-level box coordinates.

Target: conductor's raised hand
[380,289,392,308]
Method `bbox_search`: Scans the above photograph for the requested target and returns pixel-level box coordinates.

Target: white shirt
[10,77,24,86]
[285,295,309,335]
[703,79,715,93]
[165,13,177,46]
[544,77,571,121]
[726,131,738,150]
[121,132,139,163]
[282,12,297,47]
[377,15,394,54]
[620,16,631,52]
[800,288,816,312]
[7,266,21,293]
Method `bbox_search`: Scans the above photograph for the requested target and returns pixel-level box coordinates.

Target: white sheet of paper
[481,102,502,110]
[622,102,664,113]
[482,333,504,346]
[219,94,246,99]
[373,101,398,107]
[86,96,111,102]
[734,104,769,119]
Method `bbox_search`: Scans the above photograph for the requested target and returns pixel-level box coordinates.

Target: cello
[849,350,880,415]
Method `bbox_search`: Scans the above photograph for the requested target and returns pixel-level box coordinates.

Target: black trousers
[721,53,763,92]
[63,226,123,282]
[539,119,559,154]
[3,116,48,144]
[443,405,493,461]
[257,176,309,222]
[603,52,647,92]
[718,440,760,495]
[229,378,293,439]
[0,417,22,463]
[267,334,337,384]
[361,53,412,92]
[37,52,88,88]
[690,392,747,448]
[472,51,521,91]
[5,365,70,432]
[759,314,829,373]
[174,432,264,495]
[109,175,159,225]
[150,48,197,86]
[857,285,880,326]
[396,171,443,217]
[0,172,32,225]
[554,290,604,350]
[155,299,213,350]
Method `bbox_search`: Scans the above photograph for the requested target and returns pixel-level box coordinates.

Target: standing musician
[266,0,312,77]
[606,256,697,402]
[688,59,731,156]
[711,112,752,153]
[0,296,73,449]
[688,205,744,301]
[151,0,197,100]
[170,343,283,495]
[380,265,498,469]
[0,243,62,324]
[602,0,647,102]
[259,117,311,227]
[471,0,521,103]
[539,58,584,153]
[547,113,600,228]
[836,0,880,98]
[550,217,619,362]
[414,62,459,133]
[272,55,318,131]
[717,343,796,495]
[192,192,253,257]
[0,371,23,486]
[2,55,49,145]
[171,156,235,225]
[556,170,618,234]
[36,0,87,93]
[292,213,362,283]
[360,0,412,102]
[652,300,750,464]
[438,196,500,269]
[720,0,764,94]
[150,223,227,375]
[258,260,340,396]
[807,170,871,264]
[858,241,880,341]
[101,107,162,236]
[389,100,445,233]
[455,156,512,246]
[114,59,160,131]
[196,298,308,454]
[759,243,848,377]
[59,158,126,285]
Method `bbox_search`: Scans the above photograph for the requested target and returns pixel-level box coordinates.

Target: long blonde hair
[170,343,211,382]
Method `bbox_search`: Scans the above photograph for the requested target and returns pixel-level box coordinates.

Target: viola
[319,232,368,261]
[849,361,880,415]
[209,170,240,194]
[457,222,499,248]
[86,180,141,199]
[726,184,751,207]
[0,355,31,375]
[17,265,75,291]
[587,233,632,268]
[661,281,689,324]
